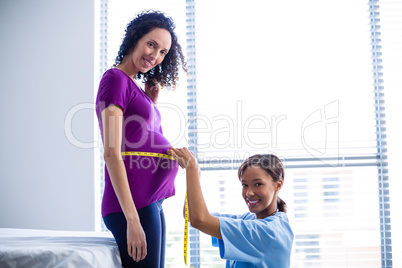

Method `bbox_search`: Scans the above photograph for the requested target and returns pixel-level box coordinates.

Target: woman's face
[129,27,172,75]
[240,165,282,219]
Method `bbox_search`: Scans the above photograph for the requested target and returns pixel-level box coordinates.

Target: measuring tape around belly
[121,151,192,267]
[121,151,175,160]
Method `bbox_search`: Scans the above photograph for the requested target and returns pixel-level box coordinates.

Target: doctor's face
[240,165,282,219]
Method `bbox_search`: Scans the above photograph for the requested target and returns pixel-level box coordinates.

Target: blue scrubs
[211,212,293,268]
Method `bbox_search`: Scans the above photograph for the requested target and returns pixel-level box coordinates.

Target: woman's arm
[101,104,147,262]
[144,79,160,104]
[168,147,222,239]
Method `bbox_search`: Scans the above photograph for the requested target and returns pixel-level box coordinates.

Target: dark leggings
[103,199,166,268]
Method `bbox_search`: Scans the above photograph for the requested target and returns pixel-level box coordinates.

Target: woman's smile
[143,57,155,68]
[247,199,261,208]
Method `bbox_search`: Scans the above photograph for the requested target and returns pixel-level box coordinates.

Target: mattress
[0,228,121,268]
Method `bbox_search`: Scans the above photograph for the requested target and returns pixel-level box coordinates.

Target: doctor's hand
[167,147,198,170]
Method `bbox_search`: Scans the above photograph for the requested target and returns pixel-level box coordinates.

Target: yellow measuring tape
[184,193,192,267]
[121,151,175,160]
[121,151,192,267]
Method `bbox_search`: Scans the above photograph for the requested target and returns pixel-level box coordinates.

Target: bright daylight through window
[96,0,402,267]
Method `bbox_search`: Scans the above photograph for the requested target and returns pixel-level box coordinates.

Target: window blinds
[185,0,392,267]
[376,1,402,267]
[100,0,400,267]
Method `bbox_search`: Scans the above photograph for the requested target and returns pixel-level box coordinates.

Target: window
[98,0,402,267]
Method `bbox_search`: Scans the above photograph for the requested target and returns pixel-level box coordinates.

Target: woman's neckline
[112,67,140,86]
[111,68,154,104]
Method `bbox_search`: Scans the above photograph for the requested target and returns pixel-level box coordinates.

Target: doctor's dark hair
[238,154,287,213]
[114,10,187,89]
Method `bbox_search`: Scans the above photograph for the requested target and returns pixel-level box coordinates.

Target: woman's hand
[167,147,197,169]
[145,79,160,104]
[127,221,147,262]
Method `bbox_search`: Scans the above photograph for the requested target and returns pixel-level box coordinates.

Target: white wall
[0,0,96,231]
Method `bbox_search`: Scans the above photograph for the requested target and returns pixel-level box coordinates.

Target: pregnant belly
[123,131,172,155]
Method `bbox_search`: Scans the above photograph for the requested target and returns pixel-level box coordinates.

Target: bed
[0,228,121,268]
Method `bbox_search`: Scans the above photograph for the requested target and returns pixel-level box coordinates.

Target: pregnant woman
[95,10,186,267]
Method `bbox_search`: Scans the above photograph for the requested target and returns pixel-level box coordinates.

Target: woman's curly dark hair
[114,10,187,89]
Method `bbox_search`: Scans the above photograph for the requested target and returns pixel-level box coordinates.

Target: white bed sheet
[0,228,121,268]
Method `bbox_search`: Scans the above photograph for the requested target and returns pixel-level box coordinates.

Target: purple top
[96,68,178,217]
